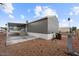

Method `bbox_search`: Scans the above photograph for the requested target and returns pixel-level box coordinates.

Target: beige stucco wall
[48,16,59,33]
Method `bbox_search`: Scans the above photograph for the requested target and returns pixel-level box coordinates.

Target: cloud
[0,3,14,14]
[27,9,31,12]
[43,7,58,17]
[34,6,42,17]
[59,19,73,27]
[34,6,58,18]
[59,19,68,27]
[20,15,25,19]
[9,14,14,19]
[69,12,73,16]
[69,6,79,15]
[0,3,14,20]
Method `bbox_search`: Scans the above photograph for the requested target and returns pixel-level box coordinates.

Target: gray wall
[48,16,59,33]
[27,16,59,34]
[27,18,48,34]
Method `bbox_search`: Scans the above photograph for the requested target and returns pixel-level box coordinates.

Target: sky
[0,3,79,28]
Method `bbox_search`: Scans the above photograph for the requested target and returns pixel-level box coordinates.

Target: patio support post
[26,20,28,32]
[6,23,9,46]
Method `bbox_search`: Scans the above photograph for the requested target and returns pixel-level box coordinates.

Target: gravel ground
[0,32,79,56]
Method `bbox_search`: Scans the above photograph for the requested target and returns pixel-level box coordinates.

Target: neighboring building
[7,16,59,40]
[59,27,70,33]
[0,27,6,32]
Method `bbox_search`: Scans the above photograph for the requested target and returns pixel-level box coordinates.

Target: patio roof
[8,22,26,27]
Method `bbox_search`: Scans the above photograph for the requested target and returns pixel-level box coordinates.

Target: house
[59,27,70,33]
[0,27,6,32]
[7,16,59,40]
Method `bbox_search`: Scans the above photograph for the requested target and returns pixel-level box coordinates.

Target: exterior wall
[27,18,48,34]
[27,32,55,40]
[7,16,59,40]
[48,16,59,34]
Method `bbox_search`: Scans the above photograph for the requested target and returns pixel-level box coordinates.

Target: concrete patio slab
[6,35,37,45]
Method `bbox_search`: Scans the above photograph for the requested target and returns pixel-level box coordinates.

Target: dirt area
[0,32,79,56]
[0,32,6,48]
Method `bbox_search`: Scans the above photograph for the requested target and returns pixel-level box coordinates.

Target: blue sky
[0,3,79,28]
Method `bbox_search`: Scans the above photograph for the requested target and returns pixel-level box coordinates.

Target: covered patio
[7,22,27,37]
[6,22,37,45]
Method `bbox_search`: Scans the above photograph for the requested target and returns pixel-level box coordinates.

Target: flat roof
[7,16,56,25]
[28,17,48,24]
[7,17,48,25]
[8,22,26,26]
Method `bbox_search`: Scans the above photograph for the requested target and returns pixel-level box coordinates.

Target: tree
[72,27,77,31]
[68,18,70,21]
[68,17,71,33]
